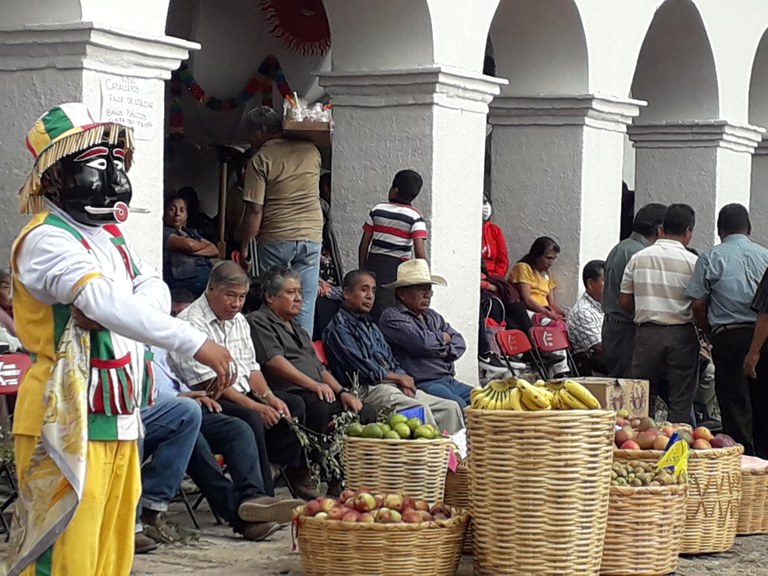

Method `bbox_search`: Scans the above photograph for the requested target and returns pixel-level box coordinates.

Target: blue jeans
[139,396,202,512]
[258,240,322,335]
[417,376,472,409]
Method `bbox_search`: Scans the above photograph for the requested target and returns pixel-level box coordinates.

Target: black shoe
[135,532,158,554]
[479,353,506,371]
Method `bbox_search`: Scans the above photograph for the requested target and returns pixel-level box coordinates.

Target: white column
[751,140,768,247]
[489,95,643,306]
[320,67,504,383]
[0,23,197,267]
[630,121,764,247]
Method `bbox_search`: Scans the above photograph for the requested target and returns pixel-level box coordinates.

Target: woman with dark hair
[509,236,566,319]
[162,194,218,297]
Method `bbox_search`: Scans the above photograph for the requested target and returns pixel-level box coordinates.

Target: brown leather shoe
[240,521,281,542]
[135,532,158,554]
[238,495,305,524]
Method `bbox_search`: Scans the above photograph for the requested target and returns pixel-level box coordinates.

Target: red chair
[528,326,579,378]
[0,353,32,540]
[313,341,329,367]
[495,329,535,375]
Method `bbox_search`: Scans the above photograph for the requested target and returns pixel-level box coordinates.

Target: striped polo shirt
[363,202,428,260]
[620,239,698,325]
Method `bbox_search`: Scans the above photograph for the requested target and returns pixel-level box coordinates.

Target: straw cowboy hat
[383,259,448,289]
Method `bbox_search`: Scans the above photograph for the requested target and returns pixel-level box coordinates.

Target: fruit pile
[611,460,687,487]
[345,413,442,440]
[298,488,453,524]
[470,378,601,411]
[614,414,738,451]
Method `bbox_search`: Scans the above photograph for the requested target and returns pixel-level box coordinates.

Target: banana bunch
[471,378,602,411]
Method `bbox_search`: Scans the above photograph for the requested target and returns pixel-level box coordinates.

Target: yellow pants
[15,435,140,576]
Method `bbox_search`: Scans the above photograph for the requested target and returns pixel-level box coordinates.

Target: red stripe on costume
[362,223,373,232]
[372,225,411,239]
[25,136,38,158]
[411,230,428,239]
[73,147,108,161]
[91,353,132,369]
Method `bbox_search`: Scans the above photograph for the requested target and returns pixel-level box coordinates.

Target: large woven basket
[293,505,468,576]
[443,459,472,555]
[737,467,768,535]
[614,445,743,554]
[600,484,688,575]
[467,409,615,575]
[343,436,452,503]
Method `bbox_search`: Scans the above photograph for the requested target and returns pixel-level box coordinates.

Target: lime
[407,417,422,432]
[346,423,364,437]
[426,424,441,437]
[389,414,408,428]
[379,423,392,434]
[384,430,401,440]
[414,425,435,440]
[393,423,412,439]
[362,423,384,439]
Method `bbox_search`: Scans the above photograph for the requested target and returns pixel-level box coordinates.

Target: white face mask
[482,202,492,221]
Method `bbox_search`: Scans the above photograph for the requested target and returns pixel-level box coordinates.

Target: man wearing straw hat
[5,103,235,576]
[379,259,473,409]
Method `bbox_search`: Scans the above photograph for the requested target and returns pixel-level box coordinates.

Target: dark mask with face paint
[51,144,132,226]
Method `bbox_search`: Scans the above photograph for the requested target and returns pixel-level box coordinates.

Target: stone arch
[750,29,768,129]
[489,0,589,95]
[748,28,768,245]
[631,0,719,122]
[323,0,434,72]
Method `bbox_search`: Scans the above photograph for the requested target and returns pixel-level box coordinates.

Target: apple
[375,508,393,523]
[314,512,329,520]
[374,495,385,508]
[328,507,344,521]
[635,430,658,450]
[358,512,374,523]
[383,493,405,512]
[617,408,630,419]
[430,503,451,517]
[693,426,714,442]
[692,438,712,450]
[339,489,356,502]
[304,499,322,516]
[342,510,360,522]
[615,416,626,427]
[620,440,640,450]
[637,417,657,432]
[402,510,423,523]
[402,497,415,511]
[414,500,430,512]
[615,426,636,447]
[354,492,377,513]
[711,433,737,448]
[629,418,642,428]
[662,426,676,438]
[390,510,403,522]
[653,435,670,450]
[318,497,336,513]
[344,497,355,508]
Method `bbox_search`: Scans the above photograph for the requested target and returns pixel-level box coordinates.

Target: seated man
[324,270,464,433]
[567,260,608,375]
[379,260,473,408]
[154,346,303,541]
[169,261,311,498]
[247,266,372,438]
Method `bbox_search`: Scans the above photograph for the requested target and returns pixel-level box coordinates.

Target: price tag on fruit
[656,432,689,478]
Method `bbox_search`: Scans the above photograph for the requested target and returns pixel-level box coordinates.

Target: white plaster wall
[80,0,170,36]
[634,147,719,247]
[623,134,636,189]
[751,155,768,246]
[491,125,584,307]
[716,149,753,221]
[0,69,83,268]
[428,0,499,73]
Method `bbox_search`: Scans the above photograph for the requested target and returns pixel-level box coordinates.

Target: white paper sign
[100,76,156,141]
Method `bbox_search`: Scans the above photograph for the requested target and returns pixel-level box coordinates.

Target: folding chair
[494,329,538,376]
[529,325,579,379]
[313,341,329,367]
[0,353,32,541]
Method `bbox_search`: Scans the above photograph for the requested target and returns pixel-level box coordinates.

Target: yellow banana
[472,390,490,409]
[505,387,524,410]
[516,380,551,409]
[470,386,485,403]
[563,380,601,410]
[560,389,590,409]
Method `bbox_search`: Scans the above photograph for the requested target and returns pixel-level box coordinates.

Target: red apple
[692,438,712,450]
[383,493,405,512]
[375,508,393,523]
[354,492,377,512]
[430,503,451,517]
[374,495,384,508]
[402,497,415,511]
[615,426,636,447]
[358,512,374,523]
[635,430,658,450]
[342,510,360,522]
[413,500,430,512]
[318,497,336,513]
[620,440,640,450]
[327,507,344,521]
[402,511,423,523]
[339,489,356,502]
[693,426,714,442]
[304,499,322,516]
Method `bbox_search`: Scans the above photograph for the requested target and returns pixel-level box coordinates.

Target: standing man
[238,106,323,334]
[744,269,768,459]
[6,103,233,576]
[567,260,608,375]
[602,203,666,377]
[688,204,768,454]
[620,204,699,424]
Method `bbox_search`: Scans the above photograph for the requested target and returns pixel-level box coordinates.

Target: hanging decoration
[168,54,294,135]
[260,0,331,55]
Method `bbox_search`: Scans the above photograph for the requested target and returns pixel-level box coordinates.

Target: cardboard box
[571,377,650,417]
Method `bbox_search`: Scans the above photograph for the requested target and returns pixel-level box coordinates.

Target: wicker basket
[614,445,743,554]
[293,505,468,576]
[443,459,472,555]
[737,466,768,535]
[343,436,452,503]
[600,484,688,575]
[467,409,615,575]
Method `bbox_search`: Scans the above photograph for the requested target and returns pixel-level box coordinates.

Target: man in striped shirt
[619,204,699,424]
[358,169,428,319]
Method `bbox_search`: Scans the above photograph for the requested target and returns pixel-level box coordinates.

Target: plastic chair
[529,326,579,378]
[0,353,32,541]
[313,341,329,367]
[494,329,537,376]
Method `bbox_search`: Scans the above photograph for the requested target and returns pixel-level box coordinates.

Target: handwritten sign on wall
[100,76,156,141]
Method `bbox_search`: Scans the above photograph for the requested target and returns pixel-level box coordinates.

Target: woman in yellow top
[509,236,567,320]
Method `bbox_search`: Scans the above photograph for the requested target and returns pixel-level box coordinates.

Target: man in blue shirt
[323,270,464,433]
[687,204,768,456]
